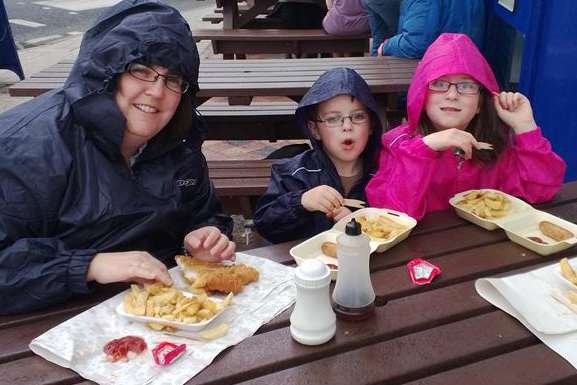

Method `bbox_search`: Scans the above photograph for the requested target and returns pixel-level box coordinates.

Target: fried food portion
[539,221,574,242]
[455,190,512,219]
[321,241,337,258]
[560,258,577,285]
[122,283,232,330]
[175,255,259,294]
[356,215,407,240]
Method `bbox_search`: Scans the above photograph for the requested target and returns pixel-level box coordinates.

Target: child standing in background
[254,68,383,243]
[366,33,566,220]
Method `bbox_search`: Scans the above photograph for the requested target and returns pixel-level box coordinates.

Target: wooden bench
[198,103,300,141]
[208,159,273,217]
[191,29,370,59]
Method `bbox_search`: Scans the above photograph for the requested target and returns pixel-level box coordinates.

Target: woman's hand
[184,226,235,263]
[493,91,537,134]
[87,251,173,286]
[423,128,488,159]
[301,185,344,214]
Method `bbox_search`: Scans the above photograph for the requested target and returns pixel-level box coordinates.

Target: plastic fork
[343,199,367,209]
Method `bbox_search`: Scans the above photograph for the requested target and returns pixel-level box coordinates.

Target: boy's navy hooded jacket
[0,0,232,314]
[254,68,383,243]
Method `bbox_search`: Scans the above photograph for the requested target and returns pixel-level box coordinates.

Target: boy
[254,68,383,243]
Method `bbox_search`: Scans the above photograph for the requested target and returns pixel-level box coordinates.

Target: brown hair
[417,90,510,162]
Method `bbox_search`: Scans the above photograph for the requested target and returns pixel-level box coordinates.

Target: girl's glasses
[315,111,369,127]
[428,79,482,95]
[127,63,190,94]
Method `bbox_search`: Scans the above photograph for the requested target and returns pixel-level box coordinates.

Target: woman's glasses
[428,79,482,95]
[315,111,370,128]
[127,63,190,94]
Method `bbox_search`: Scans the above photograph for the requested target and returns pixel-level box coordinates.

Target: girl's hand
[87,251,173,286]
[184,226,236,262]
[493,92,537,134]
[422,128,487,160]
[301,185,344,214]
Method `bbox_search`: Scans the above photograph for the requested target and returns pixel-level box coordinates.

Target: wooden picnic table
[3,181,577,384]
[8,56,418,107]
[213,0,277,29]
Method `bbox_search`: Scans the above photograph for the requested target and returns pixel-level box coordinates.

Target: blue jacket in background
[382,0,486,59]
[254,68,383,243]
[0,0,232,314]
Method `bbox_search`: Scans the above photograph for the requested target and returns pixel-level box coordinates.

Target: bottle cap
[294,259,331,288]
[345,218,362,236]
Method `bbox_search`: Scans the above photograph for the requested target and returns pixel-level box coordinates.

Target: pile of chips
[356,214,407,240]
[455,190,512,219]
[123,283,232,330]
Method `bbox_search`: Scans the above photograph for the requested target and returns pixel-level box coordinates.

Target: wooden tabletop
[8,56,418,103]
[3,182,577,384]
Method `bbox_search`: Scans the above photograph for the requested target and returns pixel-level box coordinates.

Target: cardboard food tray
[290,208,417,280]
[116,293,228,332]
[450,189,577,256]
[449,189,533,230]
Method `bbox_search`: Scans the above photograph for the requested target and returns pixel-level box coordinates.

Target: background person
[376,0,486,58]
[0,0,234,314]
[323,0,370,36]
[366,33,566,220]
[361,0,401,55]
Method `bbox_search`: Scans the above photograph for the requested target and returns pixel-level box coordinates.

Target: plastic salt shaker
[290,259,336,345]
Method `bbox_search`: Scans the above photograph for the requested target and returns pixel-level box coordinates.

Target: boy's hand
[184,226,236,263]
[301,185,344,214]
[423,128,487,160]
[493,92,537,134]
[327,206,352,222]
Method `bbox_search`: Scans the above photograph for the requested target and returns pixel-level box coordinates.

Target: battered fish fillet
[175,255,259,294]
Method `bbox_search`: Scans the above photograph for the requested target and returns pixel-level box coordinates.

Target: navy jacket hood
[66,0,201,160]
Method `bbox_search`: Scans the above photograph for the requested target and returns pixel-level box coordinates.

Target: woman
[0,0,235,314]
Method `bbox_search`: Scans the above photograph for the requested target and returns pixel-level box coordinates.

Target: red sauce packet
[407,258,441,285]
[152,342,187,366]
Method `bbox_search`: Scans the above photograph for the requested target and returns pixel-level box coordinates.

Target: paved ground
[0,4,302,249]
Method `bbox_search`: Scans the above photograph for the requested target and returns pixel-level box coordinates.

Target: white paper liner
[476,257,577,370]
[29,253,296,385]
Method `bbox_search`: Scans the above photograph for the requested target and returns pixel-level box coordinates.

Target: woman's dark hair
[417,89,510,162]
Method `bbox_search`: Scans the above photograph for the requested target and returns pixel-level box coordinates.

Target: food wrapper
[407,258,441,285]
[29,253,295,385]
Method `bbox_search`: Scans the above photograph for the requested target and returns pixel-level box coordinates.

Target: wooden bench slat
[192,28,369,41]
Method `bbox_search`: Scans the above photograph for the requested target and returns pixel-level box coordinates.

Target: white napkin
[475,257,577,370]
[30,253,296,385]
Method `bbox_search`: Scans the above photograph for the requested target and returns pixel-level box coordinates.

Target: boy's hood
[407,33,499,132]
[295,68,383,172]
[63,0,200,159]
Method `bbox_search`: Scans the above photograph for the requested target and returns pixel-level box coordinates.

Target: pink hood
[407,33,499,132]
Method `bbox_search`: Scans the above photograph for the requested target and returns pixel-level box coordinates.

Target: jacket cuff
[288,190,307,216]
[514,126,542,147]
[68,250,96,294]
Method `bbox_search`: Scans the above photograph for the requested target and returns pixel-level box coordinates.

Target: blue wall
[486,0,577,181]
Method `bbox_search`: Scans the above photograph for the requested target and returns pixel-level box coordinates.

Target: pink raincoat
[366,33,566,220]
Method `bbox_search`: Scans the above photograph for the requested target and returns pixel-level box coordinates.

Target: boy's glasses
[428,79,482,95]
[315,111,369,127]
[127,63,190,94]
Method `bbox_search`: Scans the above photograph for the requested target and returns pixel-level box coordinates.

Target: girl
[366,33,566,220]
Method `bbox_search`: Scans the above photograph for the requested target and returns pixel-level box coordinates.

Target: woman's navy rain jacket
[0,0,232,314]
[254,68,383,243]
